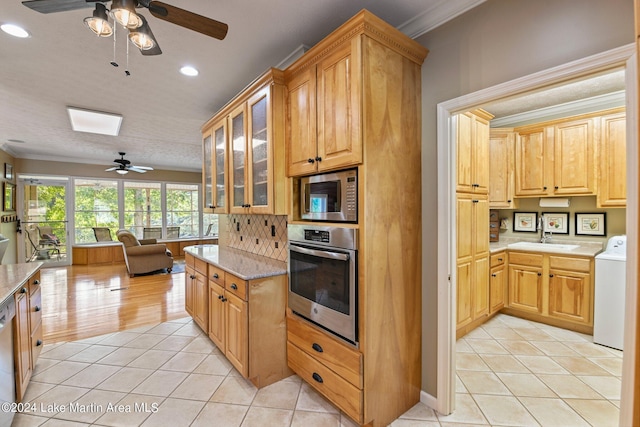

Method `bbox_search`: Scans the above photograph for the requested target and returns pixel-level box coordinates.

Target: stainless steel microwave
[300,169,357,222]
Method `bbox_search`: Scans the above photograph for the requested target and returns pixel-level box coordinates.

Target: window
[74,179,119,243]
[166,183,199,238]
[124,181,162,239]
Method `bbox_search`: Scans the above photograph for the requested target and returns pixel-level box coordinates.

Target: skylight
[67,107,123,136]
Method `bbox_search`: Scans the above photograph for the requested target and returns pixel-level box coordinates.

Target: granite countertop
[490,237,603,257]
[183,245,287,280]
[0,262,43,307]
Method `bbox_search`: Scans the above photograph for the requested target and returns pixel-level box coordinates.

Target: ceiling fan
[105,152,153,174]
[21,0,228,56]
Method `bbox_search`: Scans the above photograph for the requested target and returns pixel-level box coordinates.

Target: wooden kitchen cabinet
[489,251,507,313]
[508,252,544,314]
[456,109,493,194]
[597,108,626,207]
[184,254,209,334]
[548,255,592,324]
[489,128,518,208]
[202,117,228,213]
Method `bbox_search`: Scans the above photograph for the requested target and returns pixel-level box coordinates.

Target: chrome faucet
[538,216,553,243]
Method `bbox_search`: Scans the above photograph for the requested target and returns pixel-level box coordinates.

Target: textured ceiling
[0,0,478,173]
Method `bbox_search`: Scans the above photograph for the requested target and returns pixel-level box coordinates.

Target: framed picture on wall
[513,212,537,232]
[4,163,12,180]
[542,212,569,234]
[3,182,15,212]
[575,213,606,236]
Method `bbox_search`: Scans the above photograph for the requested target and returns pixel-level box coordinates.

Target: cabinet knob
[491,274,497,277]
[307,158,315,163]
[213,273,219,279]
[33,280,40,285]
[537,272,542,276]
[543,186,547,190]
[472,200,479,203]
[312,372,324,383]
[507,199,512,203]
[208,204,214,208]
[190,274,196,279]
[36,339,42,347]
[221,297,228,302]
[554,186,559,190]
[498,258,503,262]
[549,274,554,278]
[315,156,322,162]
[35,306,41,312]
[231,283,238,290]
[218,295,224,300]
[20,287,27,294]
[312,343,324,353]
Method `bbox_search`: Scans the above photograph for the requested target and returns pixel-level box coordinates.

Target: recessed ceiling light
[67,107,123,136]
[180,66,199,77]
[1,23,30,38]
[7,139,25,143]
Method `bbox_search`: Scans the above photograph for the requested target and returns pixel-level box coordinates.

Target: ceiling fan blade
[105,166,118,171]
[137,18,162,56]
[147,1,228,40]
[128,167,150,173]
[22,0,96,14]
[131,165,153,170]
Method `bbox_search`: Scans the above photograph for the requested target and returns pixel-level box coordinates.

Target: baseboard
[420,390,438,412]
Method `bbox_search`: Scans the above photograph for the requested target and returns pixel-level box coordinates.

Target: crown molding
[398,0,487,39]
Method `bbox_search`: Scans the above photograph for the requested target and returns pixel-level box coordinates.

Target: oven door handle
[290,244,349,261]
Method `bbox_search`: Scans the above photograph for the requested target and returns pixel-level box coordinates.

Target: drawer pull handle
[491,274,497,277]
[218,295,224,300]
[221,297,227,302]
[35,306,41,312]
[33,280,40,285]
[537,272,542,276]
[190,274,196,279]
[231,283,238,290]
[36,339,42,346]
[312,372,323,383]
[497,258,503,262]
[549,274,554,278]
[213,273,219,279]
[312,343,323,353]
[20,287,27,294]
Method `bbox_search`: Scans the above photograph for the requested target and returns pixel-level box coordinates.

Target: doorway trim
[435,43,637,417]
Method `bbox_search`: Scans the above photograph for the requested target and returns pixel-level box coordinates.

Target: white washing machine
[593,235,627,351]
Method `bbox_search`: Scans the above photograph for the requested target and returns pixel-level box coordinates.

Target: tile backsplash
[218,214,288,262]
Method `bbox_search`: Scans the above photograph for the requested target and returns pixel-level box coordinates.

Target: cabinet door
[286,67,317,177]
[508,264,543,313]
[212,119,229,213]
[225,291,248,377]
[598,111,626,207]
[194,272,209,333]
[489,129,516,208]
[515,128,551,196]
[209,281,226,352]
[490,265,506,313]
[14,289,32,402]
[229,103,248,212]
[474,197,490,257]
[473,114,490,194]
[456,260,473,328]
[548,269,591,324]
[316,41,362,172]
[202,130,214,212]
[553,118,595,195]
[456,112,474,193]
[247,87,272,213]
[473,254,490,318]
[185,266,195,316]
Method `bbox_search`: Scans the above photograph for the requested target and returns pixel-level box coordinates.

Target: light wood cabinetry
[13,269,43,402]
[284,10,427,426]
[456,109,493,194]
[285,23,363,176]
[504,251,594,333]
[202,69,287,215]
[489,128,517,208]
[184,254,208,334]
[597,109,626,207]
[490,251,507,313]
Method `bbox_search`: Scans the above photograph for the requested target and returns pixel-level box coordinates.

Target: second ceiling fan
[22,0,228,56]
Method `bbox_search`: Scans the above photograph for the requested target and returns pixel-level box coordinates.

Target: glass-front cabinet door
[247,87,271,213]
[212,119,228,213]
[202,130,213,211]
[229,104,247,213]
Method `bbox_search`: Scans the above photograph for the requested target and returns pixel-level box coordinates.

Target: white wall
[416,0,634,396]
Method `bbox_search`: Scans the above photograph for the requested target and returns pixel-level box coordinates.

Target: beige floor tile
[436,393,488,424]
[577,376,622,400]
[569,342,617,358]
[94,394,161,427]
[210,375,258,405]
[181,336,218,354]
[193,354,233,376]
[132,370,189,397]
[252,379,301,410]
[296,384,340,414]
[127,349,177,370]
[389,419,440,427]
[97,347,147,367]
[169,373,225,401]
[172,322,203,337]
[464,328,492,339]
[398,402,439,421]
[553,356,612,376]
[457,371,511,395]
[122,333,166,350]
[145,322,184,335]
[543,327,589,342]
[241,406,293,427]
[40,342,64,355]
[496,372,556,397]
[565,399,619,427]
[62,364,121,388]
[10,413,50,427]
[29,385,91,417]
[530,340,579,356]
[52,389,125,424]
[455,375,467,393]
[32,419,89,426]
[139,397,205,427]
[125,324,158,333]
[152,335,195,351]
[479,354,529,373]
[191,402,248,427]
[291,410,341,427]
[590,357,624,376]
[159,351,207,372]
[32,358,61,376]
[38,343,91,360]
[512,327,555,341]
[31,361,91,385]
[610,400,621,408]
[97,332,141,347]
[22,381,56,402]
[496,315,536,328]
[455,353,491,371]
[519,397,589,427]
[454,339,474,353]
[537,374,603,399]
[484,327,524,341]
[498,340,545,355]
[466,339,509,354]
[67,345,119,363]
[340,413,360,427]
[473,394,539,426]
[95,367,154,393]
[515,355,569,374]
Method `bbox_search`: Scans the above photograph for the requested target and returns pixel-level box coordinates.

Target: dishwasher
[0,297,16,427]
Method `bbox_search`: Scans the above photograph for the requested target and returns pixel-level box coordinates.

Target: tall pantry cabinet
[284,10,427,427]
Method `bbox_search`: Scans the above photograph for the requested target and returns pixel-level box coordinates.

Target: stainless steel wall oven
[288,224,358,344]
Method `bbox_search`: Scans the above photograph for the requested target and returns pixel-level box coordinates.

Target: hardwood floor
[39,261,188,344]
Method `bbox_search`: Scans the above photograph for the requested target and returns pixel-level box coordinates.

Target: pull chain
[125,33,130,76]
[110,23,118,67]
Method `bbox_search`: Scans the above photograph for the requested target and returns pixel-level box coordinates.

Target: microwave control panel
[345,176,357,221]
[304,229,330,243]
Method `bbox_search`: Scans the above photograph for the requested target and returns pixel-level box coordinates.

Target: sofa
[116,229,173,277]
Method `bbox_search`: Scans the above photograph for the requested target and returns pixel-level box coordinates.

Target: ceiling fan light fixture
[128,20,155,50]
[111,0,142,29]
[116,168,128,175]
[84,3,113,37]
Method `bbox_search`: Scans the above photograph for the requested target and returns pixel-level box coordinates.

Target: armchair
[116,230,173,277]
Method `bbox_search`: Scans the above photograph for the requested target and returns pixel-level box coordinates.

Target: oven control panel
[304,229,330,243]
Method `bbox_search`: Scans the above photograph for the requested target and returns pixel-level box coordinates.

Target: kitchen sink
[507,241,580,252]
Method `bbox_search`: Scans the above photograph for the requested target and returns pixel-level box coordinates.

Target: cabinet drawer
[208,265,225,285]
[225,273,248,300]
[490,252,506,267]
[509,252,543,267]
[30,287,42,332]
[195,258,208,275]
[31,322,43,365]
[287,341,362,423]
[287,315,362,388]
[28,271,41,296]
[549,256,591,272]
[185,253,196,268]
